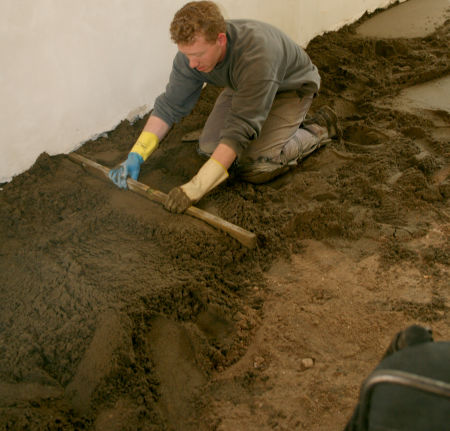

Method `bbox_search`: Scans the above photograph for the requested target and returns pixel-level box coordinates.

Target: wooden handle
[68,153,257,249]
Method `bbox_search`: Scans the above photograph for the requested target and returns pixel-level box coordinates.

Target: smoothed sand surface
[397,75,450,113]
[357,0,450,38]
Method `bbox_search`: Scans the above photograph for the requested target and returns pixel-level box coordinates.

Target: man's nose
[189,58,197,68]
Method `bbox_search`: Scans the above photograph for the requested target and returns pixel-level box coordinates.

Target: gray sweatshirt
[153,19,321,156]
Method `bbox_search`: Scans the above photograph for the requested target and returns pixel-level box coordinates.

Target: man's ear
[217,32,227,46]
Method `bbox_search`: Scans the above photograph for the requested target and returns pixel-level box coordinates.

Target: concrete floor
[356,0,450,38]
[399,75,450,113]
[358,0,450,114]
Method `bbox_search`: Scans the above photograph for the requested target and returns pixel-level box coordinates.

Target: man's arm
[210,142,236,170]
[142,115,171,141]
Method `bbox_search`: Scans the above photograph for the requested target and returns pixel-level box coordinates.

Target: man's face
[178,33,226,73]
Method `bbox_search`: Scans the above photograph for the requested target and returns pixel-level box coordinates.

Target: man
[109,1,339,213]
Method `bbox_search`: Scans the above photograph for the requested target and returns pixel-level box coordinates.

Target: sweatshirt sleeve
[153,53,204,127]
[220,73,280,157]
[218,42,282,158]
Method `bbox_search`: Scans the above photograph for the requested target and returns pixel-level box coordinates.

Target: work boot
[236,159,292,184]
[303,105,341,140]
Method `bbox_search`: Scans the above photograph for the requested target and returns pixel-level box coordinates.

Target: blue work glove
[108,152,143,189]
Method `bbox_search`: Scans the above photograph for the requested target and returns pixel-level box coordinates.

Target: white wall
[220,0,403,47]
[0,0,401,183]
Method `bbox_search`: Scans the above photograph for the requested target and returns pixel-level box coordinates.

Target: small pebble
[300,358,314,369]
[253,356,265,369]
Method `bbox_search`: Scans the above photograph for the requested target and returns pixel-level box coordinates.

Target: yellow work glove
[164,158,229,213]
[130,131,159,161]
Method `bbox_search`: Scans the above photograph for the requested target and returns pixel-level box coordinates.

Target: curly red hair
[170,1,226,45]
